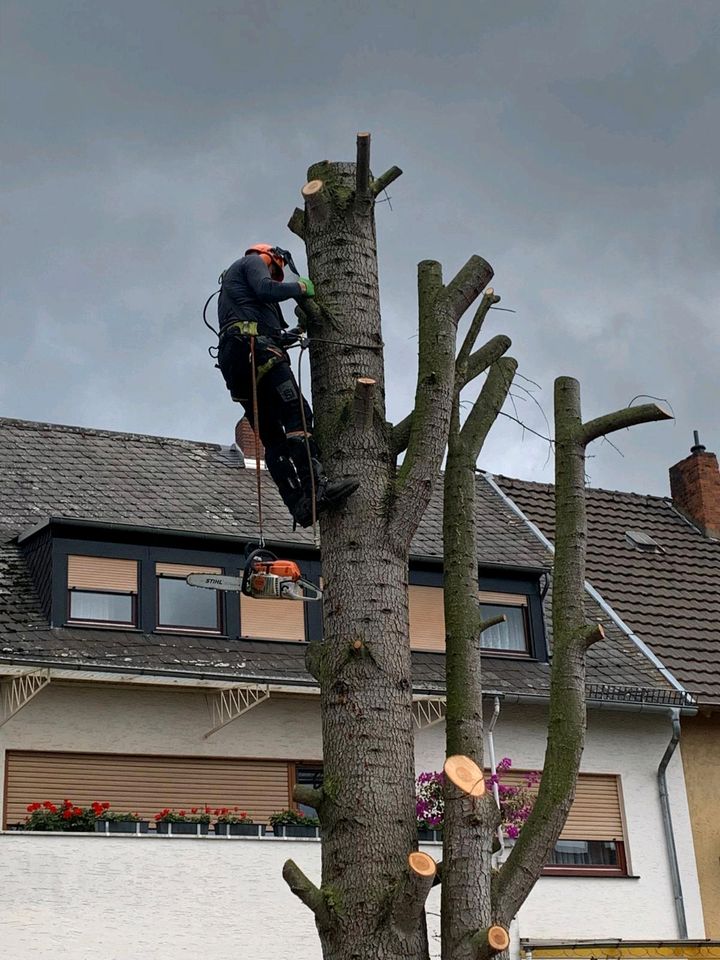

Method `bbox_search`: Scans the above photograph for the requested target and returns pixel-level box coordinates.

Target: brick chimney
[235,418,265,462]
[669,432,720,538]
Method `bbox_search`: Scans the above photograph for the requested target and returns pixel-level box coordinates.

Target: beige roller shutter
[156,563,223,577]
[497,771,624,841]
[409,585,445,651]
[5,751,290,827]
[240,594,306,641]
[479,591,527,607]
[67,556,138,592]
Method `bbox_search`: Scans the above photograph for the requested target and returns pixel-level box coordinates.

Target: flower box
[417,827,442,842]
[214,822,265,837]
[95,819,149,835]
[156,821,209,836]
[272,824,320,839]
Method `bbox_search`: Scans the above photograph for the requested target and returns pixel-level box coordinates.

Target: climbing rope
[296,337,318,537]
[249,337,265,547]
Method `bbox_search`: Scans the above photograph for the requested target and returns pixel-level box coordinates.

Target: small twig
[498,411,555,446]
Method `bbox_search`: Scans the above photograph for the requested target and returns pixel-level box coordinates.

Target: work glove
[297,277,315,297]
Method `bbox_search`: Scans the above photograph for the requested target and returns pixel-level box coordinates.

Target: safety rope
[296,339,318,536]
[249,337,265,547]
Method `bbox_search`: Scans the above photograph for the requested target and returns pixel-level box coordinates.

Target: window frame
[65,554,139,629]
[408,567,548,661]
[155,568,224,635]
[478,597,531,657]
[542,839,629,877]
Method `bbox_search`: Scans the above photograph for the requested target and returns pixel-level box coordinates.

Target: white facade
[0,681,705,958]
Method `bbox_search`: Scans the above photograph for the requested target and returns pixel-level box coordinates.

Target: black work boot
[264,446,304,518]
[287,436,359,527]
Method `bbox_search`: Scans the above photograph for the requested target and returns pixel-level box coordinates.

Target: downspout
[657,708,688,938]
[486,696,506,861]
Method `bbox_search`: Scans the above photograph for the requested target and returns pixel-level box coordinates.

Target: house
[0,416,710,960]
[493,435,720,945]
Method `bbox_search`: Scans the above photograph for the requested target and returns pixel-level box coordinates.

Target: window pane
[295,765,323,818]
[551,839,618,866]
[70,591,134,624]
[480,604,527,651]
[158,577,219,630]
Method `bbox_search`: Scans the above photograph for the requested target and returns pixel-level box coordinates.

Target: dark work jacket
[218,254,303,337]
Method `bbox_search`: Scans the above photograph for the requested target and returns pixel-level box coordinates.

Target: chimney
[235,418,265,463]
[669,431,720,538]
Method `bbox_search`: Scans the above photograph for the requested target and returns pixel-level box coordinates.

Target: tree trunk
[290,159,429,959]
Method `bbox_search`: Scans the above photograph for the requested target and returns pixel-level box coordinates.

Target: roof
[0,416,677,699]
[494,474,720,705]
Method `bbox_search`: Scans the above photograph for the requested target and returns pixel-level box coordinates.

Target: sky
[1,0,718,496]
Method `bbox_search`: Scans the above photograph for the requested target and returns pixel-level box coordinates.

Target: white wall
[0,682,705,958]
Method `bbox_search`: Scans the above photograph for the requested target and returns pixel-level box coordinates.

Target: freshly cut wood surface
[444,755,486,797]
[408,851,436,877]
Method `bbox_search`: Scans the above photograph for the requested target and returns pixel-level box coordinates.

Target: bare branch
[288,207,306,240]
[460,357,518,461]
[478,613,506,634]
[353,377,376,430]
[464,334,513,388]
[581,401,674,446]
[282,860,332,930]
[456,289,501,375]
[356,132,371,199]
[445,255,495,322]
[391,852,437,936]
[370,165,403,197]
[391,334,511,457]
[471,926,511,960]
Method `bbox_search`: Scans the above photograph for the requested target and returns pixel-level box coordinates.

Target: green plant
[269,808,320,828]
[24,799,96,831]
[153,806,212,824]
[213,806,254,824]
[91,801,143,822]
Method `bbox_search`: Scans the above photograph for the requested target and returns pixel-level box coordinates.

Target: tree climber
[217,244,359,528]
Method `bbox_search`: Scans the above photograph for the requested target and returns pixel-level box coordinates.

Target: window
[294,764,323,818]
[156,563,222,633]
[240,592,306,641]
[543,773,628,875]
[408,585,531,655]
[479,592,529,654]
[67,555,138,626]
[500,770,628,876]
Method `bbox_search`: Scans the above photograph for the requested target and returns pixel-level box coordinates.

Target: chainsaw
[185,549,322,602]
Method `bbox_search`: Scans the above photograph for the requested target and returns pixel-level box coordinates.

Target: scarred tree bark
[282,135,495,960]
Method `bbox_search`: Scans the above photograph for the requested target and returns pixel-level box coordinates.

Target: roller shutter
[156,563,222,577]
[4,751,290,827]
[67,556,138,592]
[408,586,528,652]
[498,771,624,841]
[240,594,306,641]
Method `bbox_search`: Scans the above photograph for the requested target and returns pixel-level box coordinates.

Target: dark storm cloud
[1,0,718,496]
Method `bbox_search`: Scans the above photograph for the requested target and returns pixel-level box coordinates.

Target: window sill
[153,628,226,637]
[540,870,638,879]
[65,621,141,631]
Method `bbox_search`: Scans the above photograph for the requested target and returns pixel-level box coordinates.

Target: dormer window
[156,563,223,633]
[67,555,138,627]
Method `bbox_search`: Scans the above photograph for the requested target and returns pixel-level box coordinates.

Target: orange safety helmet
[245,243,286,281]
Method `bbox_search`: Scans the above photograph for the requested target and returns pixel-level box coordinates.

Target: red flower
[204,806,212,814]
[91,802,103,814]
[26,802,41,813]
[178,810,186,816]
[62,809,73,820]
[102,801,111,810]
[191,808,199,814]
[297,811,305,818]
[73,807,83,816]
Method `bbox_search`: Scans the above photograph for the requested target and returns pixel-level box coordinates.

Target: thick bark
[492,377,672,924]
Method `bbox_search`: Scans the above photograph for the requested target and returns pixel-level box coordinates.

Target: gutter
[482,473,689,697]
[657,709,689,938]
